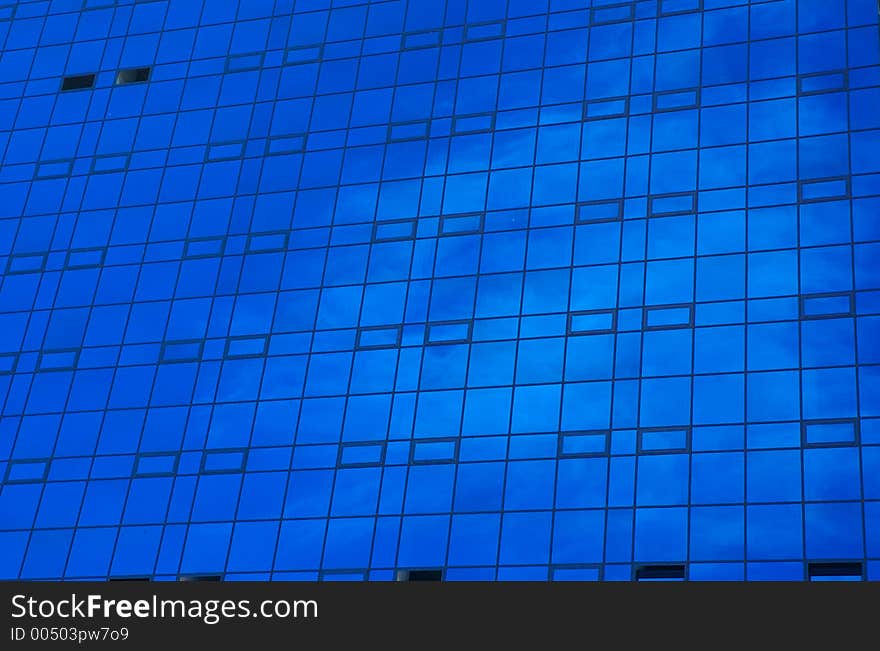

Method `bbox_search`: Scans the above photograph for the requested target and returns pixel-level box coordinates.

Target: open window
[396,569,443,582]
[635,564,686,581]
[116,67,151,85]
[61,74,95,91]
[808,562,863,582]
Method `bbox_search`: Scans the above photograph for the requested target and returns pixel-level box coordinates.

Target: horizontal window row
[3,346,880,392]
[5,140,880,216]
[1,0,870,49]
[2,242,878,306]
[2,297,880,363]
[6,189,880,266]
[6,147,880,221]
[5,564,879,582]
[1,258,878,331]
[7,561,877,583]
[1,409,878,458]
[3,368,880,437]
[5,18,872,96]
[3,419,870,483]
[2,415,879,474]
[8,87,880,164]
[3,502,877,579]
[0,303,875,369]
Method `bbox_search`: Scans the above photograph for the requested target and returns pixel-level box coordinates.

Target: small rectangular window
[635,565,686,581]
[179,575,223,582]
[808,562,863,582]
[339,442,386,468]
[639,428,690,453]
[116,67,151,85]
[61,74,95,91]
[411,439,458,465]
[397,569,443,582]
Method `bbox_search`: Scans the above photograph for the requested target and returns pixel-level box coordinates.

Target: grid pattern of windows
[0,0,879,582]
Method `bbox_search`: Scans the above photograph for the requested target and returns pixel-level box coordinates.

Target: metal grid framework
[0,0,878,582]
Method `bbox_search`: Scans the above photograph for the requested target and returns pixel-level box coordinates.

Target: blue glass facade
[0,0,878,582]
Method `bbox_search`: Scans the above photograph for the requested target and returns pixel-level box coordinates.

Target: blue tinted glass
[0,0,876,583]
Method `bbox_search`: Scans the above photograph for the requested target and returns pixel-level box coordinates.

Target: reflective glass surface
[0,0,878,581]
